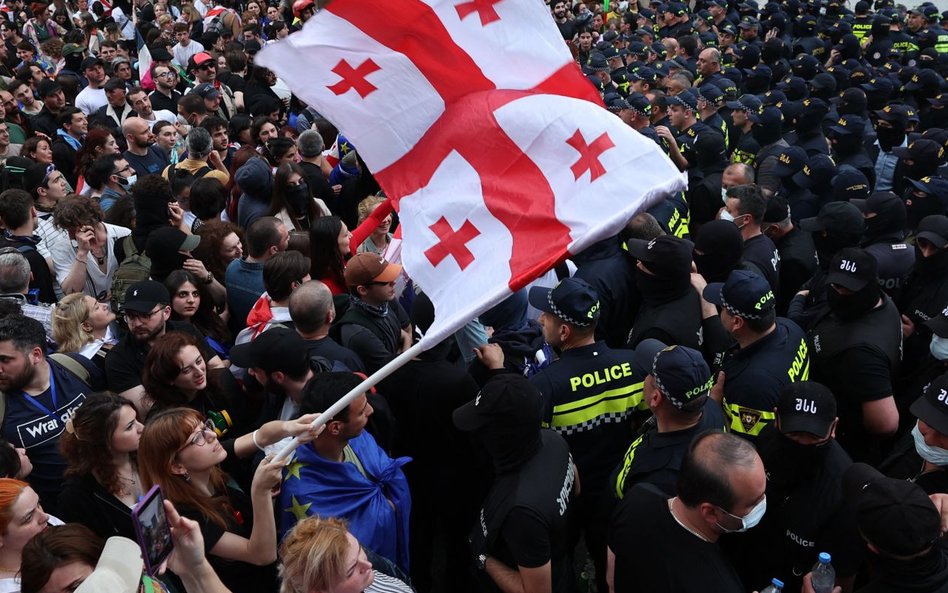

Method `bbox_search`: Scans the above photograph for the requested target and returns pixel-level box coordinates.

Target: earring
[183,471,191,482]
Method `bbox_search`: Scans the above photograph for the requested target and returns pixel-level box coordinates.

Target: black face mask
[915,244,948,275]
[694,252,738,283]
[752,123,782,146]
[813,232,859,270]
[876,126,906,152]
[286,182,310,213]
[764,430,831,488]
[827,283,880,321]
[832,134,863,156]
[636,269,691,305]
[476,425,541,474]
[905,189,947,230]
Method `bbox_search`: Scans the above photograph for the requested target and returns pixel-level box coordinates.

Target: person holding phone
[137,408,319,593]
[58,393,144,540]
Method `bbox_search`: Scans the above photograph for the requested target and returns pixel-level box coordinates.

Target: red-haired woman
[0,479,55,591]
[137,408,318,593]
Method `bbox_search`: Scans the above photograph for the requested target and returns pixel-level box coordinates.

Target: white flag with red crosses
[257,0,686,347]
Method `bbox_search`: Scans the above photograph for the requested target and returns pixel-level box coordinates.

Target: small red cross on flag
[455,0,503,25]
[566,129,615,182]
[327,58,382,98]
[424,217,481,270]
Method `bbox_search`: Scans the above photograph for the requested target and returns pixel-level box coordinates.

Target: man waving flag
[257,0,685,355]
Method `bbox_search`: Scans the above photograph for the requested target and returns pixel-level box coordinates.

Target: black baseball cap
[651,345,713,411]
[907,176,948,198]
[228,327,310,375]
[749,105,783,126]
[916,214,948,249]
[850,191,902,217]
[799,201,865,235]
[792,154,836,189]
[762,194,791,224]
[631,338,667,378]
[123,280,170,313]
[528,277,600,327]
[826,247,877,291]
[666,89,699,111]
[772,146,807,177]
[831,167,871,202]
[703,269,775,319]
[80,56,104,70]
[843,463,941,556]
[725,93,762,112]
[828,114,866,137]
[925,311,948,338]
[911,373,948,435]
[776,382,837,437]
[874,104,910,127]
[453,374,542,431]
[627,236,694,278]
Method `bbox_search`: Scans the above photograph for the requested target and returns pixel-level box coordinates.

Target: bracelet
[205,271,213,284]
[252,430,265,451]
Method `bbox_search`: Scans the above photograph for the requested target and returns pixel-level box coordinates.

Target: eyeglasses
[123,307,163,323]
[156,71,176,78]
[198,63,215,70]
[365,280,395,287]
[181,420,216,450]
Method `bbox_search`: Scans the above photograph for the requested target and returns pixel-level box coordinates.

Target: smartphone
[132,485,174,576]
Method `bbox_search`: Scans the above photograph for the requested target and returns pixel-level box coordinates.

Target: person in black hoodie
[469,289,547,386]
[693,219,744,285]
[898,215,948,379]
[573,236,639,349]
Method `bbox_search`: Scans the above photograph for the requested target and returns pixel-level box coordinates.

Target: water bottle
[761,578,784,593]
[811,552,836,593]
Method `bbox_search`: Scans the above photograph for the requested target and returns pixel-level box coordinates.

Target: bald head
[290,280,335,336]
[677,431,763,513]
[697,48,721,76]
[124,116,155,151]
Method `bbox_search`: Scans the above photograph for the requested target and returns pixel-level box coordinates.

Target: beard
[0,361,35,393]
[132,322,164,343]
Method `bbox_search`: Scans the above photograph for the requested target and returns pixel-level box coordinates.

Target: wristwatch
[477,554,488,571]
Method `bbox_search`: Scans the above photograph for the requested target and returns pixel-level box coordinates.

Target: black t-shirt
[124,145,169,177]
[105,320,214,393]
[742,233,781,293]
[2,359,93,513]
[303,337,365,373]
[299,161,339,215]
[609,484,745,593]
[178,484,277,593]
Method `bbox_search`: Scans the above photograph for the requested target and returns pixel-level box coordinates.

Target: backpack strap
[49,353,92,386]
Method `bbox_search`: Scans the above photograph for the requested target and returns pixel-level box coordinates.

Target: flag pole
[273,340,428,462]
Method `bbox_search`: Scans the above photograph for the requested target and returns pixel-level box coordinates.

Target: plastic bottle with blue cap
[760,578,784,593]
[810,552,835,593]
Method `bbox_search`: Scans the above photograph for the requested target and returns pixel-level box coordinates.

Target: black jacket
[57,472,135,539]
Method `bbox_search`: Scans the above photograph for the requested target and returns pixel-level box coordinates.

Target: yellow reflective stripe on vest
[614,430,647,499]
[723,399,776,435]
[731,148,755,165]
[550,381,646,428]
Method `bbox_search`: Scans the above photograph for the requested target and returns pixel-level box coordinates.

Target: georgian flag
[257,0,686,347]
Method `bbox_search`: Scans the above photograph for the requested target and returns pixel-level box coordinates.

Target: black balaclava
[832,133,865,156]
[752,122,782,146]
[863,196,907,242]
[813,232,861,270]
[827,281,881,321]
[476,423,541,475]
[876,123,906,152]
[693,220,744,283]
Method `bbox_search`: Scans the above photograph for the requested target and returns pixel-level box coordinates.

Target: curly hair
[52,194,102,231]
[59,393,136,496]
[138,408,230,529]
[193,219,242,282]
[142,331,221,411]
[164,270,230,345]
[74,129,117,181]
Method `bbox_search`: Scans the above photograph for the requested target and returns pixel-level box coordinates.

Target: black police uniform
[807,296,902,462]
[787,129,831,157]
[836,151,877,190]
[731,129,760,165]
[648,192,692,240]
[864,239,915,300]
[774,226,819,315]
[719,318,810,438]
[898,259,948,379]
[472,430,576,593]
[742,234,781,293]
[610,399,725,500]
[727,426,863,593]
[609,484,745,593]
[704,111,730,150]
[677,120,717,167]
[628,288,703,349]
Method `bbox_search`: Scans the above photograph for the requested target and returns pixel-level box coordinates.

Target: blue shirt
[874,140,904,192]
[225,258,265,333]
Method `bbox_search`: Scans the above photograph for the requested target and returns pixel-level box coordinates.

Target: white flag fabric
[257,0,686,347]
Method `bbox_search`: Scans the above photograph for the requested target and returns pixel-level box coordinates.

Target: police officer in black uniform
[453,374,577,593]
[611,342,725,500]
[726,94,762,165]
[807,247,901,463]
[852,191,915,300]
[761,195,818,315]
[727,382,863,593]
[701,270,810,439]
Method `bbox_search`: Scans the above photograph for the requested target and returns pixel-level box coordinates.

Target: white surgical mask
[913,423,948,466]
[719,209,735,222]
[931,335,948,361]
[721,187,729,204]
[717,495,767,533]
[117,174,137,189]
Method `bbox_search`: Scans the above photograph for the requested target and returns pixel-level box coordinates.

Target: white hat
[75,537,143,593]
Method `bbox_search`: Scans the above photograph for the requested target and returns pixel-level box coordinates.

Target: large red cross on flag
[257,0,686,348]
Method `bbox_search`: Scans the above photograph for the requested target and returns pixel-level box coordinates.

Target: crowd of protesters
[0,0,947,592]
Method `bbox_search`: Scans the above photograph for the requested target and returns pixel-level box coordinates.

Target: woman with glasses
[57,393,143,540]
[51,292,117,373]
[138,407,319,593]
[279,516,414,593]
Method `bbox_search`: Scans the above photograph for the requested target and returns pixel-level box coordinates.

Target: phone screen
[131,485,174,575]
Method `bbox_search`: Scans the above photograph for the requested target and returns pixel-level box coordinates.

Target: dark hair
[299,372,363,422]
[228,114,251,143]
[52,194,102,231]
[75,129,118,182]
[170,169,195,198]
[677,430,757,512]
[251,116,276,146]
[0,315,46,353]
[60,392,136,495]
[200,115,227,135]
[308,216,345,284]
[57,106,83,130]
[726,184,767,222]
[142,331,220,409]
[262,136,295,166]
[178,93,207,116]
[0,438,22,479]
[269,162,318,229]
[224,49,246,72]
[743,307,776,333]
[246,216,284,258]
[20,524,104,593]
[104,195,135,228]
[263,250,311,301]
[189,177,228,222]
[0,189,33,229]
[85,153,123,191]
[164,269,230,344]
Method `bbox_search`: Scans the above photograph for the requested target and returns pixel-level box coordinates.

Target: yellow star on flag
[285,459,305,480]
[285,496,312,522]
